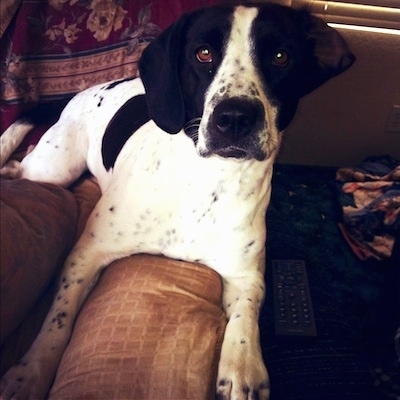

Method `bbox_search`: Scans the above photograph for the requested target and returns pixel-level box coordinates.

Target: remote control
[272,259,317,337]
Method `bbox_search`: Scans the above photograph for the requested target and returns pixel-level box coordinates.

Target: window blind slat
[292,1,400,30]
[329,0,399,7]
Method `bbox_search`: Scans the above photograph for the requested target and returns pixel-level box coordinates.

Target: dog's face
[139,3,354,161]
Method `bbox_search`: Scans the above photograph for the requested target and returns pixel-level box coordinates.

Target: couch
[3,166,399,399]
[1,1,399,399]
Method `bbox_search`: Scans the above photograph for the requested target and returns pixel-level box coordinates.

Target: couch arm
[50,254,226,400]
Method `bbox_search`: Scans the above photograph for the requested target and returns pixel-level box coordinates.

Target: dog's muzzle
[199,97,266,161]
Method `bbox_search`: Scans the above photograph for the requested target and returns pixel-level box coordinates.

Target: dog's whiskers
[184,118,201,144]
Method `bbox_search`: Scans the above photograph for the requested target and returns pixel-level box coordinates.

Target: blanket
[336,155,400,260]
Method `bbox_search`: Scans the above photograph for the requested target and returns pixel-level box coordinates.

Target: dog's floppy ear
[139,14,190,134]
[300,13,355,96]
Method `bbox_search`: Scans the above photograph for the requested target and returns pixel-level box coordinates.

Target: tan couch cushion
[0,178,78,344]
[50,254,226,400]
[0,176,100,374]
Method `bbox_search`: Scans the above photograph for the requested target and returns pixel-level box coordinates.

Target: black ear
[300,13,356,96]
[139,14,190,134]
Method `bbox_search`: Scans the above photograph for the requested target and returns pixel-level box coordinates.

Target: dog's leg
[0,121,34,169]
[0,119,88,186]
[216,269,270,400]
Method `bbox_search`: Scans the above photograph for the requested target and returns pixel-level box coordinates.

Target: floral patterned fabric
[0,0,217,138]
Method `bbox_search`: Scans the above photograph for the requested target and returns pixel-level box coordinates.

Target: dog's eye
[196,47,213,63]
[272,51,289,67]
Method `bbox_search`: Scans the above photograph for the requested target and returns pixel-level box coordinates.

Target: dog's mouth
[198,143,266,161]
[199,146,250,160]
[215,147,249,159]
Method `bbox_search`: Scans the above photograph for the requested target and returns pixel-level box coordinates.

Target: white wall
[277,28,400,166]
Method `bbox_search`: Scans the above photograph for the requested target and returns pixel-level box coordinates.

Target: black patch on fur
[103,77,135,90]
[18,98,73,126]
[102,95,150,170]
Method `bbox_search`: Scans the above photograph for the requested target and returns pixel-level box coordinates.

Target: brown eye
[196,47,213,63]
[272,51,289,67]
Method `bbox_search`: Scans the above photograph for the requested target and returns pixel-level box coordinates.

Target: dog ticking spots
[52,311,67,329]
[218,379,229,387]
[243,240,255,254]
[211,191,219,203]
[60,277,70,290]
[234,58,240,65]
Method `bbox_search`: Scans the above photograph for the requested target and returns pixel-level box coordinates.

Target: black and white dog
[0,3,354,399]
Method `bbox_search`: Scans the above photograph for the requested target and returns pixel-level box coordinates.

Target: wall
[277,28,400,166]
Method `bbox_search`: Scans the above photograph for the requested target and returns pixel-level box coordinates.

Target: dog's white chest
[92,122,272,275]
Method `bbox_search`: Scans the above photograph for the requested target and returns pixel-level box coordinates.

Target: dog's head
[139,3,355,161]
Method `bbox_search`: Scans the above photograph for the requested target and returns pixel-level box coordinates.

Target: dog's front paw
[0,361,49,400]
[216,350,270,400]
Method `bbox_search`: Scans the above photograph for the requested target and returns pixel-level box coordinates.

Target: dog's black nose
[213,98,263,141]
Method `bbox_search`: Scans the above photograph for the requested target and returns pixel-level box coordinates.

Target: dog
[0,3,354,399]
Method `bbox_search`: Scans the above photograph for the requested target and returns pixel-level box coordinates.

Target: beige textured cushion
[50,254,226,400]
[0,177,78,344]
[0,176,101,375]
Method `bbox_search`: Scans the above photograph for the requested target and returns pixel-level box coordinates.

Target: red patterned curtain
[0,0,218,136]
